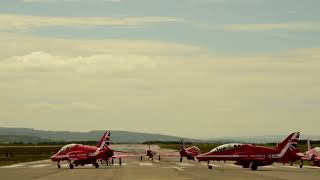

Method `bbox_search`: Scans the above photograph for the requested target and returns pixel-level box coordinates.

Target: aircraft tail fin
[180,139,185,150]
[276,132,300,152]
[97,130,111,149]
[307,138,311,151]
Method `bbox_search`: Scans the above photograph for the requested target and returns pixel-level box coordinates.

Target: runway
[1,145,320,180]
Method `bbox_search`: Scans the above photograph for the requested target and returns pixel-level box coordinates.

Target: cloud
[0,32,205,59]
[0,51,157,76]
[216,22,320,32]
[0,14,183,30]
[27,101,103,111]
[22,0,121,2]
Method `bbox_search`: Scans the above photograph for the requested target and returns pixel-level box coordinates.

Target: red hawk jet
[178,140,201,162]
[50,130,126,169]
[302,139,320,166]
[197,132,302,170]
[139,140,201,162]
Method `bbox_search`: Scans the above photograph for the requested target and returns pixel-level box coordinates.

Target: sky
[0,0,319,138]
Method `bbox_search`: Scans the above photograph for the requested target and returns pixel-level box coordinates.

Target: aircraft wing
[112,151,142,158]
[158,151,180,157]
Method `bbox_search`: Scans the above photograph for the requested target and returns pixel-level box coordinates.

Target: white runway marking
[113,163,127,166]
[262,166,275,168]
[224,163,240,167]
[303,166,320,169]
[1,164,24,168]
[171,166,184,171]
[29,164,51,168]
[139,162,153,166]
[282,166,299,169]
[201,163,220,167]
[176,163,194,167]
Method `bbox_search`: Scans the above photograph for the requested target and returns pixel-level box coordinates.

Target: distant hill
[0,127,199,144]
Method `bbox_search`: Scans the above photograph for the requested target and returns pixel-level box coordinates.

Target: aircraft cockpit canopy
[58,144,79,153]
[210,143,242,152]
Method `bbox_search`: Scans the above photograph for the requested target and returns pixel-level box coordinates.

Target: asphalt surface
[1,145,320,180]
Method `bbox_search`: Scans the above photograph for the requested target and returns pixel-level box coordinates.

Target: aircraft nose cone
[50,155,58,161]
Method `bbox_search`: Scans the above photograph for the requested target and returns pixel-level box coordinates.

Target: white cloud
[0,32,205,59]
[0,51,157,76]
[0,14,183,30]
[0,32,319,137]
[27,101,103,111]
[217,22,320,32]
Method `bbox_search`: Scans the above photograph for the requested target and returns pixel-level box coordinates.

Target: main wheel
[69,164,74,169]
[159,156,161,161]
[208,165,213,169]
[141,156,143,161]
[250,162,258,171]
[180,157,182,162]
[58,164,61,169]
[95,163,99,168]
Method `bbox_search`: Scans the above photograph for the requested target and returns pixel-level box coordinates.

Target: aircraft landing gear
[140,156,143,161]
[111,158,114,165]
[300,160,304,168]
[180,156,183,162]
[94,163,99,168]
[250,162,258,171]
[57,161,61,169]
[69,163,74,169]
[159,156,161,161]
[207,161,213,169]
[119,158,122,166]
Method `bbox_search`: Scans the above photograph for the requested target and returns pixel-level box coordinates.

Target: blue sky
[0,0,319,138]
[1,0,320,54]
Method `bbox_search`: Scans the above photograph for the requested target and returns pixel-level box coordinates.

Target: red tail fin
[276,132,300,151]
[96,130,111,149]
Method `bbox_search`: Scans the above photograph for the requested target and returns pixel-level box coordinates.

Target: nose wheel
[94,163,99,168]
[207,161,213,169]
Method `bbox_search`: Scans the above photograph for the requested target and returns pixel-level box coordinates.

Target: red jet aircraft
[197,132,302,170]
[302,139,320,166]
[51,130,125,169]
[178,140,201,162]
[139,144,158,161]
[138,140,201,162]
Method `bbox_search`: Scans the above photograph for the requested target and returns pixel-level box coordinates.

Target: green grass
[0,146,62,166]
